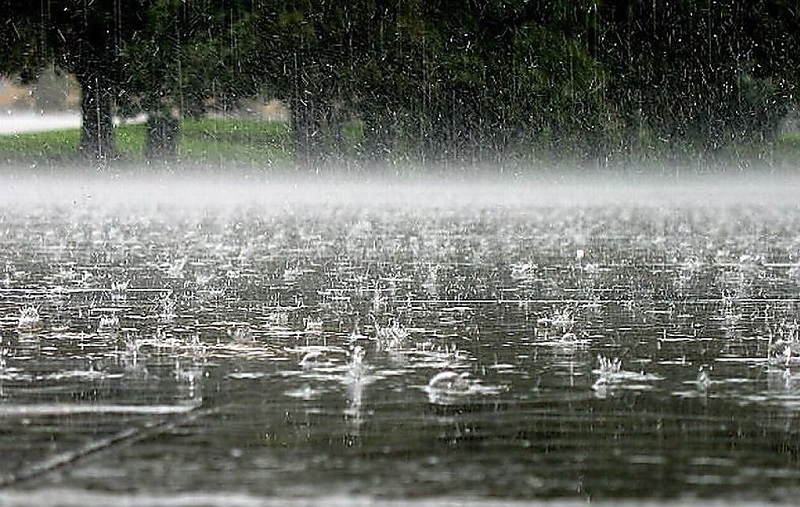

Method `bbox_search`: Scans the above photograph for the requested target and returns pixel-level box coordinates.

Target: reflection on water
[2,175,800,502]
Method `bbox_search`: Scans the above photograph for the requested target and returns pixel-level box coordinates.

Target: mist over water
[2,167,800,504]
[4,166,798,210]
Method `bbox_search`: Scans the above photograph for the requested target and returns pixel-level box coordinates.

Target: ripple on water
[3,184,800,499]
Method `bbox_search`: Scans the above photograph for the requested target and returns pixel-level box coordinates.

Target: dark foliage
[3,0,798,166]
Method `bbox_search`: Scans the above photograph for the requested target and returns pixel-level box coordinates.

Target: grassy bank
[1,116,799,172]
[0,117,293,169]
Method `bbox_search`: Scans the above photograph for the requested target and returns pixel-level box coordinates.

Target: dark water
[1,174,800,504]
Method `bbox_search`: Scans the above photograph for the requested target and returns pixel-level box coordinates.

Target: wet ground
[1,173,800,504]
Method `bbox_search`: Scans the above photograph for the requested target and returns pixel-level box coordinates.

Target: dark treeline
[2,0,798,167]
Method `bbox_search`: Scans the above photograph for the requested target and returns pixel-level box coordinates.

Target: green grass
[179,118,292,166]
[0,117,293,168]
[1,116,799,171]
[778,132,800,153]
[0,128,82,163]
[114,122,147,159]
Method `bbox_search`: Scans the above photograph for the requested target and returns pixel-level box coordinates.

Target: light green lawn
[0,118,293,168]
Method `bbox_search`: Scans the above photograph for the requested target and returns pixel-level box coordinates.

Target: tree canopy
[3,0,798,167]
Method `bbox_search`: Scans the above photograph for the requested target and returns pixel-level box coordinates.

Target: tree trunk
[77,70,118,161]
[323,102,346,160]
[361,106,396,162]
[146,110,180,160]
[290,97,323,169]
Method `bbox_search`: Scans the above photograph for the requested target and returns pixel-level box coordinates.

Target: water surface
[1,173,800,504]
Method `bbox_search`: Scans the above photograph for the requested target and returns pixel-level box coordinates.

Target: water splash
[17,306,42,331]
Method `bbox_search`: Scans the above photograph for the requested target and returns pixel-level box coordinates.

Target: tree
[4,0,798,167]
[3,0,150,160]
[392,0,609,163]
[240,1,356,167]
[240,0,611,166]
[120,0,258,160]
[597,0,799,157]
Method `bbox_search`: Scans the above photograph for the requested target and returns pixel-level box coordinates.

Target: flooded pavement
[1,173,800,504]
